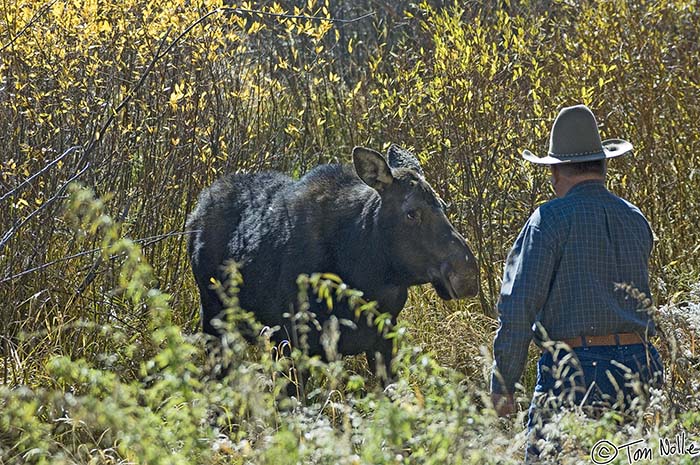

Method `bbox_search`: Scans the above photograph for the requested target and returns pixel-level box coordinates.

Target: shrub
[1,1,699,462]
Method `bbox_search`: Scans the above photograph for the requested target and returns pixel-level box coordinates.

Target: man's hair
[557,159,606,177]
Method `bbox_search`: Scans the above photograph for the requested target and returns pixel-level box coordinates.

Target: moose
[186,145,479,379]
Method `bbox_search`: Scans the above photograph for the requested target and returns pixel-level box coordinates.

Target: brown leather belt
[560,332,644,349]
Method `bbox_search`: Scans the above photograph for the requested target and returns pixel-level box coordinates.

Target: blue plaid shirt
[491,180,656,394]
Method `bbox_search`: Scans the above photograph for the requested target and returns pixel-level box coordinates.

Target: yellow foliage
[1,0,699,400]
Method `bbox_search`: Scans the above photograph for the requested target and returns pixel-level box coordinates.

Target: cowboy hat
[522,104,633,164]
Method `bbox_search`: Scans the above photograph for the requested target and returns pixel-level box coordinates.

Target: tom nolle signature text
[590,431,699,464]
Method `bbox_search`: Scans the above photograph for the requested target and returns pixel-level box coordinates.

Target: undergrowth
[1,186,698,464]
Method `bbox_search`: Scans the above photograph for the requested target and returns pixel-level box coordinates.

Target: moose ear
[387,144,424,176]
[353,146,394,192]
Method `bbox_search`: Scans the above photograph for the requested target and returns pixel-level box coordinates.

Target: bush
[1,0,699,462]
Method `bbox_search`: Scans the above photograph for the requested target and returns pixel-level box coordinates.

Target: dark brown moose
[186,145,479,378]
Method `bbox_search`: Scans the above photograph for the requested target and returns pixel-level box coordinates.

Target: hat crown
[549,104,604,156]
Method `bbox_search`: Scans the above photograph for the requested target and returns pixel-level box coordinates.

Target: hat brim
[522,139,633,165]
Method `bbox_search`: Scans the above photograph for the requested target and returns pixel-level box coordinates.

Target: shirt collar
[565,179,606,197]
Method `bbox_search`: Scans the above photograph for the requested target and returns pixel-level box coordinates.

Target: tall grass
[1,0,699,462]
[1,186,698,464]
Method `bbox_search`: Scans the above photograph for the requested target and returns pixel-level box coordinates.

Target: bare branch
[1,230,198,283]
[0,0,59,53]
[79,27,173,166]
[0,146,81,203]
[0,163,90,251]
[220,7,375,24]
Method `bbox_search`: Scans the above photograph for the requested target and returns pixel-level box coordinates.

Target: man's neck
[555,175,604,197]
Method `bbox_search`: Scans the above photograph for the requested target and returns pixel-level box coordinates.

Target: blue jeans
[526,343,663,462]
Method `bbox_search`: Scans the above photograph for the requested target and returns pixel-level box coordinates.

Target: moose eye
[406,210,420,222]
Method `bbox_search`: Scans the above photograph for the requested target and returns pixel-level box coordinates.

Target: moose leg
[196,286,230,380]
[366,335,394,385]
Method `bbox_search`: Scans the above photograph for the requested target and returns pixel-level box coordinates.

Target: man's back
[534,179,656,339]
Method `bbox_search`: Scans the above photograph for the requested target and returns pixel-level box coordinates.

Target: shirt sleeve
[491,209,559,394]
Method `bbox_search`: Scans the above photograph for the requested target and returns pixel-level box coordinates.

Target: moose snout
[441,257,479,299]
[443,233,480,298]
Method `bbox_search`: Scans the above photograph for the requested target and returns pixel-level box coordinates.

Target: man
[490,104,663,460]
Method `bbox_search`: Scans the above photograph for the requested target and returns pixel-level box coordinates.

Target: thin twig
[220,7,375,24]
[79,27,173,165]
[0,0,58,53]
[0,146,81,203]
[1,230,198,283]
[0,163,90,251]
